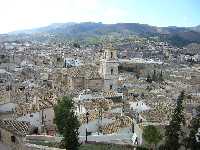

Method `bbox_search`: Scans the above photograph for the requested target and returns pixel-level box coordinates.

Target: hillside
[8,22,200,47]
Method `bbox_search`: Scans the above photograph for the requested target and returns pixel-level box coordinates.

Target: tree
[165,91,185,150]
[186,105,200,150]
[54,96,80,150]
[152,70,157,82]
[146,73,152,83]
[143,125,162,150]
[158,71,164,82]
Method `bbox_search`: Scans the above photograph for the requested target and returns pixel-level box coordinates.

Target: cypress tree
[187,105,200,150]
[152,70,157,82]
[165,91,185,150]
[158,71,164,82]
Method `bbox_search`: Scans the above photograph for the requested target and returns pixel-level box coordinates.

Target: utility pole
[41,108,46,134]
[41,94,46,134]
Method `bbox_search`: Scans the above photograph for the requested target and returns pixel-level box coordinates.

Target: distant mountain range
[9,22,200,47]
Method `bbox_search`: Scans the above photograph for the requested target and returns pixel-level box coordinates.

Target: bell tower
[99,43,119,91]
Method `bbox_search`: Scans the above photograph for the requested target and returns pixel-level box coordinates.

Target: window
[110,85,113,90]
[111,69,113,75]
[111,52,113,58]
[33,128,38,134]
[11,136,16,143]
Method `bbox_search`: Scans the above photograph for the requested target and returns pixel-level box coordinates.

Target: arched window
[111,52,113,58]
[111,69,113,75]
[11,136,16,143]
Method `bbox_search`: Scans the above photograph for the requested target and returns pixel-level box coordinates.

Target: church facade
[62,43,119,92]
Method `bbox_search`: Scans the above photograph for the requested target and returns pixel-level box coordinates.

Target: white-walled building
[64,58,82,68]
[129,101,150,113]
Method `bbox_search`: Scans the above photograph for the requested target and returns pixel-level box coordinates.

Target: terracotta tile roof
[0,120,31,137]
[63,65,101,79]
[101,116,133,134]
[84,65,101,79]
[79,110,98,124]
[103,90,118,98]
[15,92,57,116]
[83,98,113,110]
[140,101,175,123]
[67,67,84,78]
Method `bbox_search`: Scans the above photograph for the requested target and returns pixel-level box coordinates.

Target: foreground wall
[0,128,25,150]
[23,143,64,150]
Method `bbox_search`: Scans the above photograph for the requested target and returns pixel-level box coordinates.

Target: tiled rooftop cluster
[83,99,113,110]
[63,65,101,79]
[101,116,133,134]
[15,91,57,116]
[0,119,31,136]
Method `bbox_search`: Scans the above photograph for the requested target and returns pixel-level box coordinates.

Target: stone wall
[23,143,64,150]
[26,135,62,143]
[85,79,103,91]
[104,79,118,91]
[101,62,119,80]
[71,78,84,90]
[0,128,24,150]
[40,108,55,127]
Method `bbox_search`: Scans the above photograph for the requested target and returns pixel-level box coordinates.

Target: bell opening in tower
[111,68,113,75]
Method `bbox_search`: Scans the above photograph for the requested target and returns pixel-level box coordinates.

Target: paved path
[0,142,11,150]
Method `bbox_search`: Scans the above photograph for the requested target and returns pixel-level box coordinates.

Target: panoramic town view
[0,0,199,150]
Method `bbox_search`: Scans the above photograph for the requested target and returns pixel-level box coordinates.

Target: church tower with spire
[99,43,119,91]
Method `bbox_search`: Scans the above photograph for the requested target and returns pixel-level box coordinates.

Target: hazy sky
[0,0,199,33]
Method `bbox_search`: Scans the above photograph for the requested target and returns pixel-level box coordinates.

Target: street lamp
[98,108,103,135]
[85,112,89,143]
[121,101,125,116]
